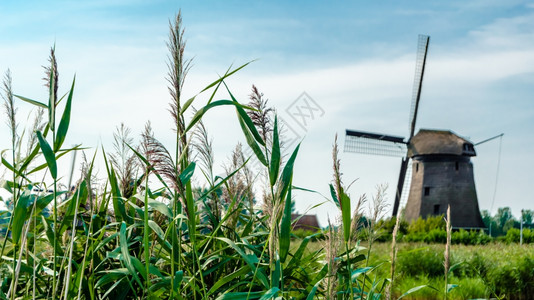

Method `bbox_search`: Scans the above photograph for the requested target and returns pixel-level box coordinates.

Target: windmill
[344,35,486,228]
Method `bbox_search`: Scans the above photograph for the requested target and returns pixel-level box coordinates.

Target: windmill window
[424,187,430,196]
[463,143,475,155]
[416,163,419,172]
[434,204,440,215]
[455,162,459,171]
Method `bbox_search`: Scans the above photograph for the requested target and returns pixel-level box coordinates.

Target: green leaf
[59,180,87,234]
[228,85,265,146]
[199,61,252,94]
[216,237,269,288]
[102,149,131,223]
[130,256,147,281]
[119,222,142,287]
[185,100,235,133]
[18,124,49,174]
[306,280,322,300]
[269,116,281,186]
[178,162,195,185]
[0,155,26,180]
[237,115,267,166]
[287,234,316,268]
[260,287,280,300]
[180,95,196,114]
[180,61,252,115]
[447,284,459,293]
[207,266,251,296]
[279,184,292,263]
[185,181,196,241]
[271,255,281,289]
[278,143,300,202]
[14,94,47,108]
[54,76,75,151]
[12,193,30,245]
[27,144,83,176]
[95,269,129,288]
[36,130,57,179]
[173,270,183,294]
[125,142,173,194]
[448,262,463,274]
[216,291,264,300]
[351,267,372,282]
[329,184,341,209]
[147,200,172,218]
[341,192,351,243]
[398,285,438,299]
[147,220,167,243]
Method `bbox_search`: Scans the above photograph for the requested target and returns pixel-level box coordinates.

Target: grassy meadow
[1,13,533,300]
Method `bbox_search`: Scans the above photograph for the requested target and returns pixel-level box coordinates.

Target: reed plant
[0,11,445,300]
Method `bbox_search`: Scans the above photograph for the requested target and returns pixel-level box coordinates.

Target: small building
[291,214,320,232]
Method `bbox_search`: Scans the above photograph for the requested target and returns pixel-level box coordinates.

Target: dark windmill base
[404,155,486,229]
[404,130,486,229]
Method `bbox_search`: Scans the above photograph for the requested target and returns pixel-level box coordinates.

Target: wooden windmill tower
[344,35,486,228]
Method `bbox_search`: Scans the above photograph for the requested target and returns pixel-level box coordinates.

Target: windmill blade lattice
[408,34,430,139]
[399,161,412,209]
[344,130,407,157]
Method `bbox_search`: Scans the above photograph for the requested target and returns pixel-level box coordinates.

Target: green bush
[505,228,533,244]
[488,255,534,299]
[403,217,493,245]
[408,215,445,233]
[374,217,409,242]
[397,246,444,278]
[424,228,447,243]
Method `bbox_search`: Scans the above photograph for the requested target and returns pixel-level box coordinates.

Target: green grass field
[303,241,534,299]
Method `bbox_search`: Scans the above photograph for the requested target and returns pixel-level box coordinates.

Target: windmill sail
[344,130,406,157]
[344,34,430,217]
[391,34,430,216]
[408,35,430,140]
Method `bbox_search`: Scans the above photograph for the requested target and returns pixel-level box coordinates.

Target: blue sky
[1,0,533,224]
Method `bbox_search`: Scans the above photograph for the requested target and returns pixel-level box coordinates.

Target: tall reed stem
[144,168,150,296]
[444,205,451,300]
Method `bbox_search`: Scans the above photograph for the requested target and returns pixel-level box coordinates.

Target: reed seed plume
[324,217,340,299]
[166,12,192,141]
[80,152,96,211]
[222,143,254,207]
[141,124,180,192]
[140,121,154,170]
[365,184,389,268]
[350,194,367,242]
[25,108,46,157]
[331,134,345,208]
[43,47,58,131]
[369,184,389,226]
[192,117,214,183]
[2,70,17,146]
[110,123,138,199]
[247,85,273,144]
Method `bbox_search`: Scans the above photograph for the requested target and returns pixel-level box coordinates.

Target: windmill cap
[408,129,476,157]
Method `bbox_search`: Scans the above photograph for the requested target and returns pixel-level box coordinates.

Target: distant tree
[495,207,513,229]
[481,210,492,227]
[522,209,534,226]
